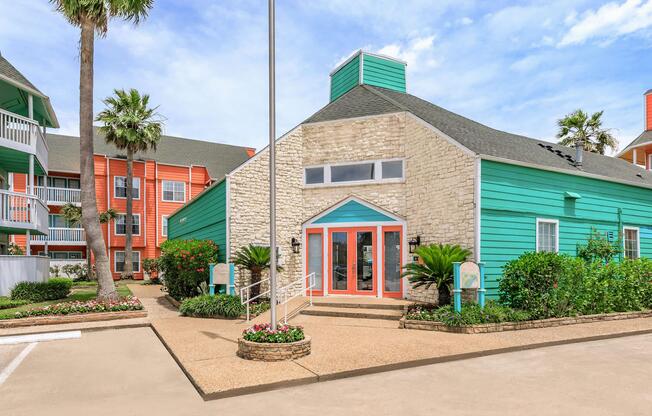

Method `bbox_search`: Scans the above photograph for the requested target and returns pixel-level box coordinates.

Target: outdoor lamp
[408,236,421,253]
[291,237,301,254]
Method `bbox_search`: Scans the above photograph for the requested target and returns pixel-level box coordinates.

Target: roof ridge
[360,85,410,112]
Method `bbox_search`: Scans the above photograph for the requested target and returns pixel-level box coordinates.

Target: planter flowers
[11,296,143,319]
[238,323,311,361]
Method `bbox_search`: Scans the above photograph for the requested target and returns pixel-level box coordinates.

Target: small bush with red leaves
[159,239,219,301]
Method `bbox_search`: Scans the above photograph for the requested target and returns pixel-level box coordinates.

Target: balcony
[32,227,86,245]
[0,108,48,174]
[0,255,49,296]
[0,189,48,235]
[35,186,81,206]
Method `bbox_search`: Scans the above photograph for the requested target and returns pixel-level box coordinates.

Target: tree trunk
[124,149,134,279]
[438,284,452,306]
[249,268,262,299]
[79,17,117,301]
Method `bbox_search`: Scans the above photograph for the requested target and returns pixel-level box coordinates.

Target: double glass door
[329,227,376,295]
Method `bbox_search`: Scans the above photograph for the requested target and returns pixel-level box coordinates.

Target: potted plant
[402,244,471,305]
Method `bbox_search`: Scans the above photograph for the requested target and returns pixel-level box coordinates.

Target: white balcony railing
[0,189,48,235]
[35,186,81,205]
[0,107,48,172]
[32,227,86,245]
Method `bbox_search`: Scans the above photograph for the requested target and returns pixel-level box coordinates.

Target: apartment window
[115,214,140,235]
[623,227,640,259]
[115,251,140,273]
[114,176,140,199]
[162,180,185,202]
[38,176,80,189]
[39,251,83,259]
[162,216,169,237]
[49,214,70,228]
[304,159,404,186]
[536,219,558,253]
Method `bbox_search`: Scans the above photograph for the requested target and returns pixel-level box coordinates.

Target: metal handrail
[240,277,271,322]
[277,272,316,324]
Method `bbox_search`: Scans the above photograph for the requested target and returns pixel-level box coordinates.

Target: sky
[1,0,652,153]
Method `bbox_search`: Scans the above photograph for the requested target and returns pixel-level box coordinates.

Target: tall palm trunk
[79,17,117,301]
[124,148,134,278]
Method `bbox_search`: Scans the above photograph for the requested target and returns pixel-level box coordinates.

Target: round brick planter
[237,336,311,361]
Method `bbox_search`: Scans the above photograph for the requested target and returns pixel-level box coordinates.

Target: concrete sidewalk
[127,284,652,399]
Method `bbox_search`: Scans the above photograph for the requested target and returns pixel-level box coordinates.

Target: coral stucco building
[11,129,253,279]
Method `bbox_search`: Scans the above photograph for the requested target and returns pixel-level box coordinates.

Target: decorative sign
[213,263,230,285]
[459,262,480,289]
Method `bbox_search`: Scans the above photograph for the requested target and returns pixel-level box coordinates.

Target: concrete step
[311,300,407,311]
[300,306,404,321]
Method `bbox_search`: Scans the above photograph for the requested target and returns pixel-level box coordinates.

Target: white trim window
[304,159,405,187]
[623,226,640,259]
[114,176,140,199]
[115,214,141,235]
[536,218,559,253]
[115,251,140,273]
[162,215,169,237]
[162,180,185,202]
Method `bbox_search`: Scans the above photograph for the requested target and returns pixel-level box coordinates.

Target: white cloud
[559,0,652,46]
[376,35,437,69]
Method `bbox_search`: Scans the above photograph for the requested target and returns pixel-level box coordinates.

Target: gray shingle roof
[306,85,652,187]
[46,128,253,180]
[621,130,652,153]
[0,53,41,94]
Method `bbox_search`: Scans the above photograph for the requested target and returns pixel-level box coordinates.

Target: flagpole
[268,0,277,330]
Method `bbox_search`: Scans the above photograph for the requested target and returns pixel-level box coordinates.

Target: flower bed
[9,296,143,319]
[406,302,530,327]
[238,324,310,361]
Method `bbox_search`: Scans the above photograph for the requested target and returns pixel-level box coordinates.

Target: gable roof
[305,85,652,188]
[618,130,652,155]
[46,128,253,180]
[0,54,41,94]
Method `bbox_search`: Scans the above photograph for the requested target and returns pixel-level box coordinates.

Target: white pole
[268,0,277,330]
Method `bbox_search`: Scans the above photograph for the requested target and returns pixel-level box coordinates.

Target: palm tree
[231,245,281,299]
[97,89,162,278]
[402,244,471,306]
[61,203,117,278]
[557,109,618,155]
[50,0,153,301]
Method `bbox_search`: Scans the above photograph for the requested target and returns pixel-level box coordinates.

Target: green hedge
[0,297,30,310]
[159,239,219,301]
[499,253,652,319]
[10,278,73,302]
[179,294,244,318]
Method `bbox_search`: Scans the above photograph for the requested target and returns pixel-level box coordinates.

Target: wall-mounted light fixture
[408,236,421,253]
[291,237,301,254]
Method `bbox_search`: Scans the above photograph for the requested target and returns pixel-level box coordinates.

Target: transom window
[115,214,140,235]
[536,218,558,253]
[114,176,140,199]
[623,227,640,259]
[162,180,185,202]
[304,159,404,186]
[115,251,140,273]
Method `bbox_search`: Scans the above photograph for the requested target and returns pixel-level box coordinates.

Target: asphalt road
[1,327,650,416]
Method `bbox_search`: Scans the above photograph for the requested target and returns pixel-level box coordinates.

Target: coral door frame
[327,226,378,296]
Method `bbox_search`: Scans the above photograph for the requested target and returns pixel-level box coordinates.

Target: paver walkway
[127,284,652,399]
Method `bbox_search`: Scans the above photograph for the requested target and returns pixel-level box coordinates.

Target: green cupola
[329,50,407,102]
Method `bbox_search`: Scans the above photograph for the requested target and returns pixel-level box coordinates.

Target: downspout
[155,162,159,247]
[225,174,231,264]
[617,208,623,262]
[474,155,482,262]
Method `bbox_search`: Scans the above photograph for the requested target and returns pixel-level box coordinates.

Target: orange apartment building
[11,128,253,279]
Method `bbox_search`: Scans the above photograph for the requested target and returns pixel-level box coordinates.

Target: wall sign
[459,262,480,289]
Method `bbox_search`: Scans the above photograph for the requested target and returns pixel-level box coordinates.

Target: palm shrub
[232,245,280,299]
[159,240,219,300]
[401,244,471,305]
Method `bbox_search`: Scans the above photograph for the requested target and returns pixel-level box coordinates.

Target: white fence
[0,255,50,296]
[32,227,85,244]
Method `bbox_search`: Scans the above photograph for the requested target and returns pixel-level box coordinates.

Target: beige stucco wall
[227,112,476,302]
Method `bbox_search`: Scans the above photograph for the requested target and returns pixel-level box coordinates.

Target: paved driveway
[1,328,650,416]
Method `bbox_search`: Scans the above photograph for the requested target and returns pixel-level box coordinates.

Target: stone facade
[237,336,311,361]
[227,112,476,299]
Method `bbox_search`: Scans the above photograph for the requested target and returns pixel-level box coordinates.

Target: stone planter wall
[237,336,311,361]
[0,310,148,329]
[399,310,652,334]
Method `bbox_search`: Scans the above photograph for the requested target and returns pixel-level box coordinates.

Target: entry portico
[302,197,407,299]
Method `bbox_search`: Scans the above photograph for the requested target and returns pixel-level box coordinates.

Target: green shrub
[406,301,530,326]
[0,297,30,310]
[159,239,219,300]
[179,294,244,318]
[242,323,305,343]
[10,278,73,302]
[576,228,621,264]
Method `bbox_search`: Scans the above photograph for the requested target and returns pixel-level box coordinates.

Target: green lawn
[0,283,132,320]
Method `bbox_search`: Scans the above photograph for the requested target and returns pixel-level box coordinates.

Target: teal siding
[362,54,406,93]
[330,55,360,102]
[314,200,395,224]
[481,160,652,299]
[168,180,228,262]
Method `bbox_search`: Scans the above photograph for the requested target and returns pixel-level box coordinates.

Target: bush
[0,297,30,310]
[576,228,621,264]
[61,264,90,281]
[179,294,244,318]
[159,239,219,300]
[406,301,530,326]
[242,323,305,343]
[10,278,73,302]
